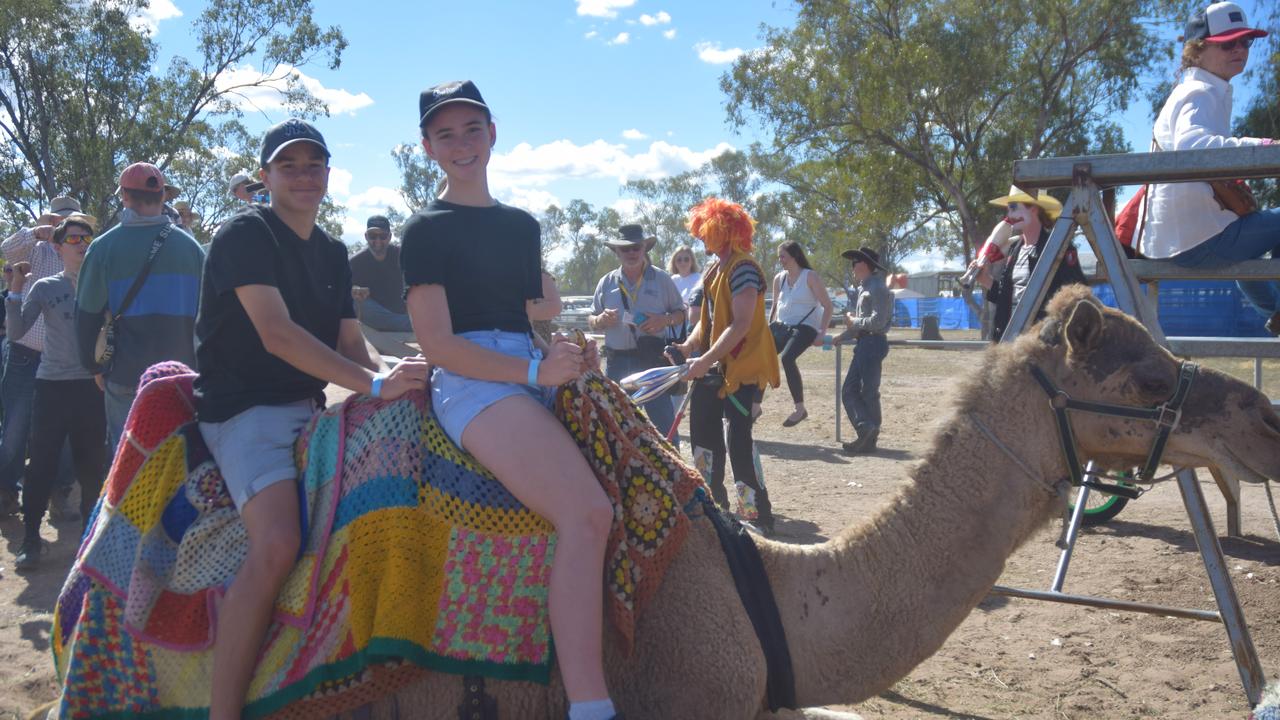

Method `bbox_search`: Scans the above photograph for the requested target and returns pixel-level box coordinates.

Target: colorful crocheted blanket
[51,370,701,718]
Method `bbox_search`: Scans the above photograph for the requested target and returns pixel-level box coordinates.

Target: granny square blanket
[50,369,701,718]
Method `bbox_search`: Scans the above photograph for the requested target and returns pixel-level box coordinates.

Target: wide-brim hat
[56,212,98,235]
[988,185,1063,221]
[605,223,656,251]
[841,246,885,271]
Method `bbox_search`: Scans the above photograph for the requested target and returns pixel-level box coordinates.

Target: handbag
[769,306,816,351]
[95,223,173,373]
[1208,179,1259,216]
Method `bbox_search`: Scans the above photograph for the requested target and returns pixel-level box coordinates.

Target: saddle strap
[457,675,498,720]
[701,491,797,711]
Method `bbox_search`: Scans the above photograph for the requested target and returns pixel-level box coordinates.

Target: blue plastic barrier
[892,282,1269,336]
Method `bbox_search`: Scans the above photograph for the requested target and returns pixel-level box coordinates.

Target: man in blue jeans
[835,247,893,455]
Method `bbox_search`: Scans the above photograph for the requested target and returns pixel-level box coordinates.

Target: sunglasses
[59,235,93,246]
[366,231,390,240]
[1213,37,1254,52]
[676,256,692,262]
[619,246,644,254]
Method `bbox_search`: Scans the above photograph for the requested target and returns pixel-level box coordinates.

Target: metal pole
[1052,464,1098,593]
[834,343,843,444]
[989,586,1221,622]
[1176,468,1265,705]
[1255,357,1263,390]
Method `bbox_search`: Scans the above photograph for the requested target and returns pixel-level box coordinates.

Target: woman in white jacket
[1146,2,1278,332]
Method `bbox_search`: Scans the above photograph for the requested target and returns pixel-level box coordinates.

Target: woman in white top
[1146,2,1279,333]
[667,245,702,301]
[769,241,832,427]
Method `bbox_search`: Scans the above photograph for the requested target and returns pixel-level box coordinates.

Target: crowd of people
[3,4,1277,717]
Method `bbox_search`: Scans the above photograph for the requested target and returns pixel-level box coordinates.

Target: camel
[31,287,1280,720]
[328,286,1280,720]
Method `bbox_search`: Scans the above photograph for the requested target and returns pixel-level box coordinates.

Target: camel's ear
[1064,299,1104,356]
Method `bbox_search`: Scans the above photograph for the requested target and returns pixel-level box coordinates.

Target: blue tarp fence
[892,281,1270,337]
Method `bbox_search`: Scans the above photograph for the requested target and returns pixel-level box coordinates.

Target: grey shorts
[199,399,316,511]
[431,329,552,448]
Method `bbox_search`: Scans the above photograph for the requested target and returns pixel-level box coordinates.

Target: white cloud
[115,0,181,35]
[335,185,409,246]
[694,41,744,64]
[214,63,374,116]
[327,167,353,197]
[621,128,647,141]
[491,138,735,189]
[608,32,630,45]
[493,186,562,215]
[584,30,598,39]
[663,29,677,40]
[576,0,635,18]
[639,11,671,26]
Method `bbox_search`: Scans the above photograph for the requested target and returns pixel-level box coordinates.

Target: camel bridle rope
[1028,362,1197,497]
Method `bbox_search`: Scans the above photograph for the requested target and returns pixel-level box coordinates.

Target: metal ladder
[986,144,1280,706]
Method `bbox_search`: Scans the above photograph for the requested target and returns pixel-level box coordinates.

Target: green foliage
[1236,4,1280,207]
[724,0,1164,265]
[622,149,785,275]
[0,0,346,229]
[391,142,444,212]
[542,200,622,294]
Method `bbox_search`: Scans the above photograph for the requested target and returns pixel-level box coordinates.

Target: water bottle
[822,334,833,351]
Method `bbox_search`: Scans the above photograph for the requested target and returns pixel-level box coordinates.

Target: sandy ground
[2,331,1279,719]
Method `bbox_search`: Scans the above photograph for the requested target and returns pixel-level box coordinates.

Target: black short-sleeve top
[400,199,542,334]
[193,206,356,422]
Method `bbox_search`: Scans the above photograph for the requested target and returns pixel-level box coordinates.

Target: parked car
[555,295,594,332]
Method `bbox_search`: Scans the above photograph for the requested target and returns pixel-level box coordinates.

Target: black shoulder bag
[94,223,173,373]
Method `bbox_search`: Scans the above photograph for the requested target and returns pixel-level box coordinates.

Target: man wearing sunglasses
[349,215,412,332]
[7,214,106,568]
[76,162,206,454]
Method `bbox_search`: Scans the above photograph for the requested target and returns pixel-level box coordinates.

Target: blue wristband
[527,358,541,386]
[370,373,387,399]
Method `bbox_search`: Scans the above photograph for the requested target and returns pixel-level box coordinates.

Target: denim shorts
[431,330,551,448]
[199,399,316,511]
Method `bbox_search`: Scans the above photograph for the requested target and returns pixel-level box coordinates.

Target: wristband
[527,358,541,386]
[370,372,387,399]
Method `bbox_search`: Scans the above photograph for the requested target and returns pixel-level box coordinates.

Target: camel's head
[1025,285,1280,484]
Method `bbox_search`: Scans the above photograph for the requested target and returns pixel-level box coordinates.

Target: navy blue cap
[418,80,489,128]
[260,119,331,167]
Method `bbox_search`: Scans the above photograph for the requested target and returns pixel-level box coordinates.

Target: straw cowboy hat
[604,224,657,251]
[988,185,1063,221]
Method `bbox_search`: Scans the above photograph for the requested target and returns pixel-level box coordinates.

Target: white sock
[568,699,616,720]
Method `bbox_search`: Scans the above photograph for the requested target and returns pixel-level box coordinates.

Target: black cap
[418,80,489,128]
[366,215,391,232]
[260,119,331,167]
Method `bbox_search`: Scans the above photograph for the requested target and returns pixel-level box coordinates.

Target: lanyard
[618,270,645,309]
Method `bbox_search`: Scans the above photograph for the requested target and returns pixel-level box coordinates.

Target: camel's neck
[761,396,1067,707]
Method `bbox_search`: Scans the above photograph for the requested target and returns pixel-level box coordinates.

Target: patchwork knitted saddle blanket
[51,370,701,719]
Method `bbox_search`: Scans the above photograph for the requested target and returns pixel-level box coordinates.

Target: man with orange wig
[668,198,780,535]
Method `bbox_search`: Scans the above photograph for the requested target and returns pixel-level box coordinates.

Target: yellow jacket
[698,251,780,397]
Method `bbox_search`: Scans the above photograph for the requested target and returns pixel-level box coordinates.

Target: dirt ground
[2,330,1279,719]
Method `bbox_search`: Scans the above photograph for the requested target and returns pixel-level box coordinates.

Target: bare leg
[462,394,614,702]
[209,482,301,720]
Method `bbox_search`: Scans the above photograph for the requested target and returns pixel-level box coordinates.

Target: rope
[969,415,1058,496]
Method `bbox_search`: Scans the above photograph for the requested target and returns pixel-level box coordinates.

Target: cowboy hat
[841,246,885,271]
[604,224,657,251]
[988,185,1063,221]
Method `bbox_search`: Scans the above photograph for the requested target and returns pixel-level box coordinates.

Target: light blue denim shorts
[431,330,551,448]
[198,399,316,511]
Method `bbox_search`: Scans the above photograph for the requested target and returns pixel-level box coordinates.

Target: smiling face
[1199,38,1250,81]
[260,142,330,216]
[421,104,496,184]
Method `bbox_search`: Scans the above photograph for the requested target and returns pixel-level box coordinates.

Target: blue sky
[138,0,1270,270]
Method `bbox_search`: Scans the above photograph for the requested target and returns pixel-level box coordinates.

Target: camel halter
[1031,319,1199,498]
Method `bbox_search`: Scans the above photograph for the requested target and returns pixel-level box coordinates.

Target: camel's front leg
[755,708,864,720]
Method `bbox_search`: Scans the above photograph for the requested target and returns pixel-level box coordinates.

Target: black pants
[23,379,105,540]
[777,324,819,404]
[841,333,889,432]
[689,377,770,522]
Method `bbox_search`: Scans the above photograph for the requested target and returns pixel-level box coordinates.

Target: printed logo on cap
[282,120,309,138]
[1229,10,1243,22]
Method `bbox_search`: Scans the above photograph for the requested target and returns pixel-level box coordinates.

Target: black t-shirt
[193,206,356,422]
[400,199,541,334]
[350,244,407,314]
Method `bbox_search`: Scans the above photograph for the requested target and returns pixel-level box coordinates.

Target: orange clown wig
[686,197,755,255]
